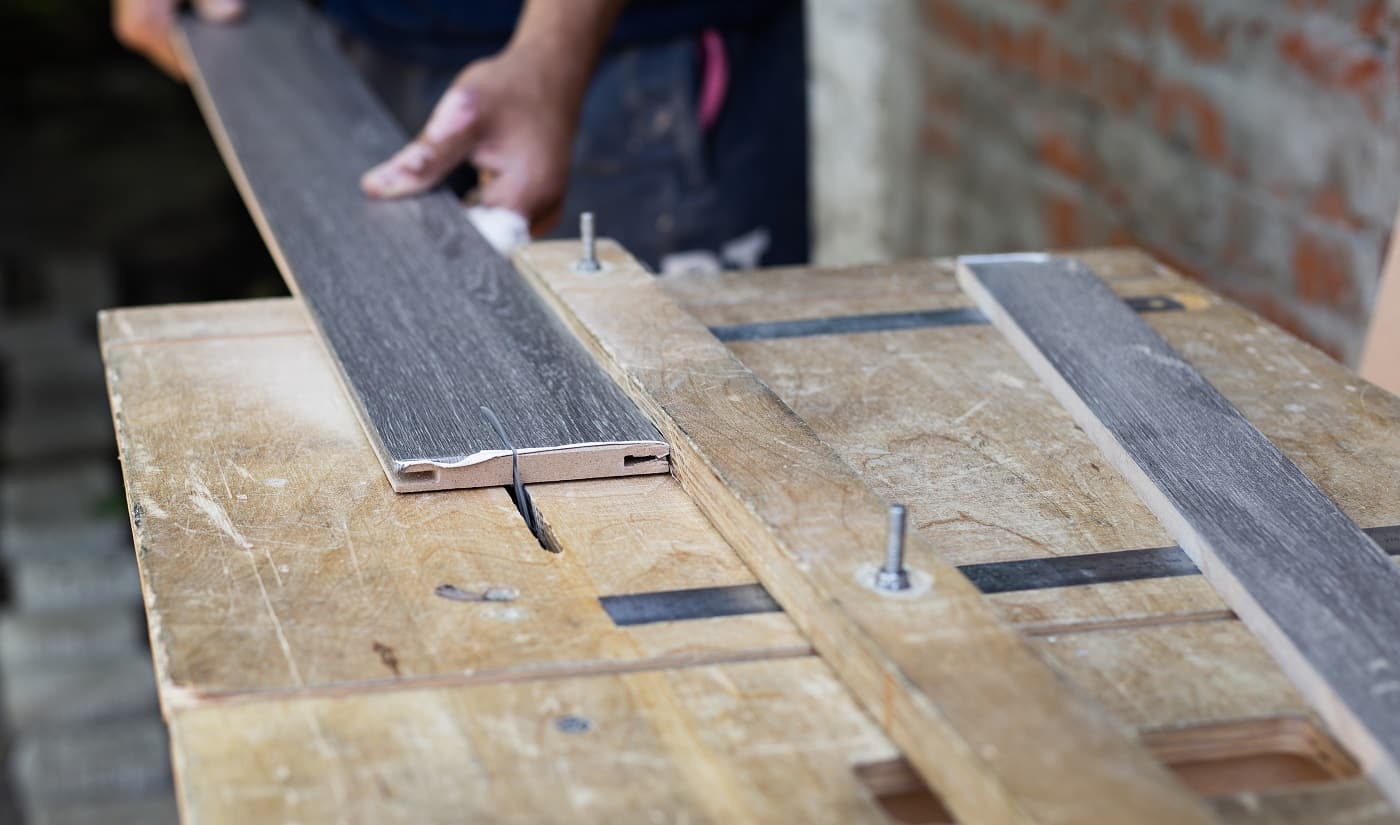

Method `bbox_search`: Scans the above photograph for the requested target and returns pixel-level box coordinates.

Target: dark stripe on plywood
[708,295,1184,342]
[603,555,1205,627]
[599,583,782,626]
[961,546,1201,595]
[599,525,1400,623]
[962,525,1400,594]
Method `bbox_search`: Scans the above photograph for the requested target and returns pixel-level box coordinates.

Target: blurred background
[1,1,1397,823]
[1,2,279,823]
[811,0,1399,365]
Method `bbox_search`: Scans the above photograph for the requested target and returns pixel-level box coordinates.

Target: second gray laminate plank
[958,253,1400,808]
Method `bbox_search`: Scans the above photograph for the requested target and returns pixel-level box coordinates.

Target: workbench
[102,247,1400,824]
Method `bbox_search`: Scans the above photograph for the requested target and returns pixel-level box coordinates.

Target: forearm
[506,0,630,115]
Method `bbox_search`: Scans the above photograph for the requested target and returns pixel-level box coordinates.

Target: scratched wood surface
[516,241,1222,825]
[100,304,804,706]
[104,262,1400,822]
[176,2,666,492]
[663,250,1400,636]
[170,658,902,825]
[167,655,1388,825]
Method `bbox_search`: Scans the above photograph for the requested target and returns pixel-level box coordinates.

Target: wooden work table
[102,248,1400,824]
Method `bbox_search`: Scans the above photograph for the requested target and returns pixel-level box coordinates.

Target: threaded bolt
[576,212,600,272]
[875,504,911,591]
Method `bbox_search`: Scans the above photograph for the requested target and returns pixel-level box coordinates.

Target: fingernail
[206,0,244,22]
[362,164,406,196]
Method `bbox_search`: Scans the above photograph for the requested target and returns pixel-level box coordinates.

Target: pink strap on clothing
[697,28,729,132]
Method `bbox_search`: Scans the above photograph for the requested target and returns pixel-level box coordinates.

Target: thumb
[362,87,483,199]
[113,0,185,79]
[191,0,245,23]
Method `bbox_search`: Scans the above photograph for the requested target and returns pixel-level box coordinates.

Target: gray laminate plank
[958,253,1400,807]
[177,2,667,491]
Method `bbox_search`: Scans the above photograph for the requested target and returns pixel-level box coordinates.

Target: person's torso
[323,0,794,67]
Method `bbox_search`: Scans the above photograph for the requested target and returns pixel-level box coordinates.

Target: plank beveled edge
[513,240,1219,825]
[957,253,1400,811]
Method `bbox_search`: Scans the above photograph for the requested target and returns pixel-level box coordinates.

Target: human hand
[113,0,244,80]
[361,45,583,235]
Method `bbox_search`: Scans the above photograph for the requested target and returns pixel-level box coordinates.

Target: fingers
[362,87,482,198]
[191,0,245,23]
[466,133,566,229]
[478,168,559,236]
[114,0,243,80]
[113,0,184,79]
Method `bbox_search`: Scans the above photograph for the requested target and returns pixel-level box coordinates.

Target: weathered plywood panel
[663,248,1193,327]
[177,3,665,491]
[670,251,1400,638]
[1033,621,1308,731]
[170,658,899,825]
[1215,779,1400,825]
[105,292,1400,825]
[100,309,801,706]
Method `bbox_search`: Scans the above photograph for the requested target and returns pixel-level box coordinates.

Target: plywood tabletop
[100,303,805,704]
[100,246,1400,824]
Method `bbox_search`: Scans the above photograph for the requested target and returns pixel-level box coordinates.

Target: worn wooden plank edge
[173,5,668,492]
[514,240,1220,825]
[958,252,1400,810]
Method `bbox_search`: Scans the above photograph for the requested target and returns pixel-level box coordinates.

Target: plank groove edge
[176,3,667,491]
[958,253,1400,809]
[514,240,1220,825]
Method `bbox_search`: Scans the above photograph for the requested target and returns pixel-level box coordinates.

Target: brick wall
[916,0,1400,362]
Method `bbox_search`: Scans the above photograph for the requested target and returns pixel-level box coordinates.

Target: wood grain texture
[672,251,1400,639]
[514,240,1221,825]
[105,296,1400,824]
[1032,621,1308,731]
[667,253,1233,635]
[103,299,1330,728]
[175,2,665,491]
[1215,779,1400,824]
[169,658,901,825]
[959,254,1400,807]
[166,653,1374,825]
[99,307,803,705]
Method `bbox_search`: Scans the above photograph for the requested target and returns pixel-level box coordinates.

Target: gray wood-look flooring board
[958,253,1400,807]
[177,3,667,492]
